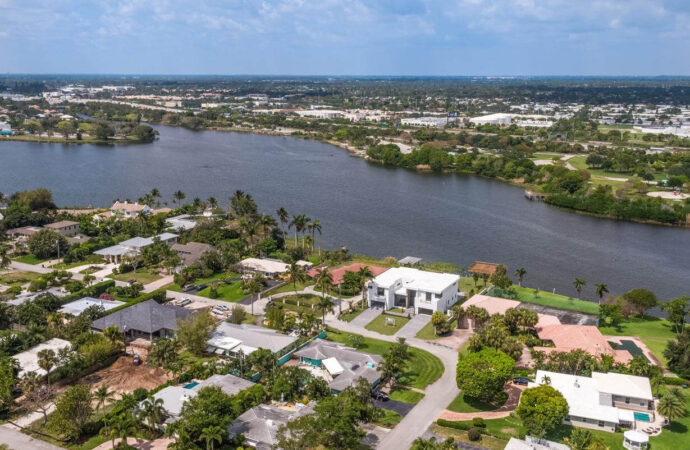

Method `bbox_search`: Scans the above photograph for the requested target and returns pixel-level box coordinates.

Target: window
[625,397,630,404]
[598,421,604,427]
[425,292,431,301]
[435,293,441,299]
[640,400,645,406]
[377,288,385,296]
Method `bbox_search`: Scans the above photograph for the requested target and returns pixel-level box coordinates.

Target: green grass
[531,152,563,160]
[339,308,364,322]
[0,270,42,286]
[431,423,507,450]
[446,393,504,413]
[50,255,104,270]
[365,313,411,335]
[375,409,403,428]
[389,387,425,404]
[168,271,239,291]
[109,270,162,285]
[650,392,690,449]
[415,320,457,340]
[326,327,444,389]
[264,280,313,295]
[570,155,667,182]
[197,280,246,302]
[504,285,600,315]
[599,316,676,366]
[12,254,50,264]
[458,276,480,294]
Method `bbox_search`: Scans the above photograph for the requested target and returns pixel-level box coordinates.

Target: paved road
[325,316,460,450]
[395,313,430,339]
[374,398,415,416]
[0,424,63,450]
[350,306,382,327]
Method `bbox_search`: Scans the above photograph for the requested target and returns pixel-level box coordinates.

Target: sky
[2,0,690,76]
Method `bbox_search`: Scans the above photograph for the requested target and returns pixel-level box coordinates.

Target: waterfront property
[458,294,561,329]
[166,214,198,231]
[293,339,382,392]
[172,241,214,267]
[15,338,71,376]
[101,201,152,219]
[307,262,389,286]
[58,296,125,316]
[367,267,460,314]
[94,232,178,263]
[206,322,298,357]
[91,299,193,340]
[529,370,654,432]
[534,324,633,364]
[228,403,315,449]
[239,257,289,278]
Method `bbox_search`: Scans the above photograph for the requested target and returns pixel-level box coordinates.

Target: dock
[525,190,548,201]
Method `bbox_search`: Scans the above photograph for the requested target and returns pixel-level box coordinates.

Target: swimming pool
[183,382,199,389]
[634,412,651,422]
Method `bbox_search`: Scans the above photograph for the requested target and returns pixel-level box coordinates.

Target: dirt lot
[81,356,171,394]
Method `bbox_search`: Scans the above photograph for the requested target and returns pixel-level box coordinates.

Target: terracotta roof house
[95,201,152,220]
[45,220,79,236]
[468,261,501,276]
[308,262,389,286]
[91,299,193,340]
[172,242,214,266]
[534,324,633,363]
[459,294,561,329]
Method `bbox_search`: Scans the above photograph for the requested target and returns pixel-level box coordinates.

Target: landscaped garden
[599,316,676,365]
[415,319,458,340]
[365,313,410,335]
[493,285,600,315]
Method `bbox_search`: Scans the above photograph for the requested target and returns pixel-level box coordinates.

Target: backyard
[599,316,676,365]
[365,313,411,335]
[0,270,42,287]
[493,285,600,315]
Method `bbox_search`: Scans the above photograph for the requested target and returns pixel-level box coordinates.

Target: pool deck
[606,336,664,368]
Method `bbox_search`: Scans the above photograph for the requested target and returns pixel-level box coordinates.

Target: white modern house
[530,370,655,432]
[367,267,460,314]
[94,233,178,264]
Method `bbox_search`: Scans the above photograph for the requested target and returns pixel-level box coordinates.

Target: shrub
[132,388,148,401]
[467,427,481,441]
[118,263,134,273]
[664,377,689,386]
[436,419,471,430]
[472,417,486,428]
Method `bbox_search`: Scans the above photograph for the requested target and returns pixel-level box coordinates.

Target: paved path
[0,424,64,450]
[395,313,430,339]
[437,383,525,421]
[142,275,174,293]
[325,316,459,450]
[350,306,382,327]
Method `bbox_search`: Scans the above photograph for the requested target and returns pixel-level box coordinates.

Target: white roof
[58,297,125,316]
[372,267,459,294]
[322,357,344,376]
[150,386,197,418]
[591,372,653,401]
[15,338,71,376]
[531,370,620,423]
[94,244,133,256]
[206,335,242,351]
[240,258,289,274]
[624,430,649,443]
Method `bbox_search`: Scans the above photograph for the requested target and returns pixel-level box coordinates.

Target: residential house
[171,242,214,267]
[367,267,460,314]
[458,294,561,329]
[307,262,389,286]
[166,214,197,231]
[529,370,654,432]
[534,325,633,364]
[147,386,197,423]
[15,338,71,377]
[228,403,315,449]
[45,220,80,236]
[58,297,125,316]
[505,436,570,450]
[94,201,152,221]
[91,299,193,340]
[293,339,382,392]
[206,322,298,358]
[191,374,255,396]
[239,258,289,278]
[4,226,42,240]
[94,232,178,263]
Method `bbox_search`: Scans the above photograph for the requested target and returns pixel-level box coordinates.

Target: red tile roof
[307,263,389,285]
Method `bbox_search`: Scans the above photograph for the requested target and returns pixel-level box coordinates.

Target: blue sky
[3,0,690,75]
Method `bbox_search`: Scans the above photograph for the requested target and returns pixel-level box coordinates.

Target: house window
[598,421,604,427]
[625,397,630,404]
[435,293,441,300]
[425,292,431,301]
[640,400,645,406]
[377,288,385,296]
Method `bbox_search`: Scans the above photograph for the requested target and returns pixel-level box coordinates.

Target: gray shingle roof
[192,374,255,396]
[228,403,315,449]
[91,299,192,334]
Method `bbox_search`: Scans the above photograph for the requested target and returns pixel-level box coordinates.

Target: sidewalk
[143,275,174,293]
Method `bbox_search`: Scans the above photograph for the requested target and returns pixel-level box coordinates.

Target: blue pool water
[634,412,651,422]
[183,382,199,389]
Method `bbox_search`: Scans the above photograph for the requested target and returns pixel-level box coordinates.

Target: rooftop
[308,262,389,285]
[58,297,125,316]
[535,325,632,363]
[372,267,459,294]
[192,374,255,396]
[208,322,298,355]
[228,403,315,448]
[240,257,289,274]
[45,220,79,229]
[91,299,193,334]
[15,338,71,376]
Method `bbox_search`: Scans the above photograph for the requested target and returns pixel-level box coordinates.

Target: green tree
[173,190,186,207]
[431,311,450,335]
[572,278,586,299]
[489,264,512,289]
[411,437,457,450]
[276,207,289,237]
[0,357,17,416]
[37,348,58,384]
[50,384,93,440]
[200,425,223,450]
[657,389,686,422]
[287,262,307,295]
[621,288,659,316]
[379,337,412,386]
[110,410,138,447]
[228,304,247,324]
[243,274,264,315]
[567,427,592,450]
[93,386,115,412]
[176,310,215,356]
[307,219,322,251]
[357,265,374,310]
[516,385,569,438]
[148,337,180,373]
[137,397,167,432]
[56,120,75,139]
[456,348,514,402]
[93,123,115,140]
[514,267,526,286]
[662,296,689,336]
[594,283,609,302]
[26,228,69,259]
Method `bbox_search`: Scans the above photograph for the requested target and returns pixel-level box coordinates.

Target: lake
[1,125,689,305]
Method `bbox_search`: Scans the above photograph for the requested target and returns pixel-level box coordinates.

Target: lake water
[1,125,689,306]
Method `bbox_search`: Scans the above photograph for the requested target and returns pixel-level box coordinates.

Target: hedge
[664,377,690,386]
[104,289,167,316]
[57,280,116,306]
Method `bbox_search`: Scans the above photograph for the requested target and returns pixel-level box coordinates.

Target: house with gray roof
[91,299,192,340]
[94,233,178,264]
[206,322,298,357]
[228,403,315,449]
[191,374,255,397]
[293,339,382,392]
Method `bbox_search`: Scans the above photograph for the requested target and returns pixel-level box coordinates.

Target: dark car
[371,390,389,401]
[513,377,530,386]
[182,284,198,292]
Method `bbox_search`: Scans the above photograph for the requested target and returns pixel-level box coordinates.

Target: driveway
[395,314,430,339]
[374,398,415,416]
[350,306,382,327]
[0,424,63,450]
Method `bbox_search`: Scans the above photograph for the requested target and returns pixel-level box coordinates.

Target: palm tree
[316,268,334,322]
[317,296,334,325]
[37,349,57,384]
[200,425,224,450]
[150,188,162,207]
[173,190,186,207]
[83,274,95,287]
[261,215,277,238]
[287,262,307,295]
[307,220,322,251]
[288,214,308,247]
[357,266,374,310]
[658,391,687,422]
[276,207,289,237]
[93,386,115,412]
[103,325,125,352]
[111,411,137,447]
[514,268,526,286]
[573,278,586,299]
[207,196,218,211]
[0,245,10,269]
[244,275,264,315]
[595,283,609,303]
[138,397,166,432]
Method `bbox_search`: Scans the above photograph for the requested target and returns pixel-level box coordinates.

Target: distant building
[172,242,214,267]
[95,201,152,220]
[45,220,80,236]
[4,226,42,239]
[228,403,315,449]
[0,121,12,135]
[400,117,448,128]
[166,214,197,231]
[367,267,460,314]
[469,113,513,126]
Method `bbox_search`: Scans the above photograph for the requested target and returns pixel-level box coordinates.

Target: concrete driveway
[374,398,415,416]
[395,314,430,339]
[0,425,63,450]
[350,306,382,327]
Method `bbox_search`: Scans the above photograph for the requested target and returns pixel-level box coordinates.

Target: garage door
[417,308,433,316]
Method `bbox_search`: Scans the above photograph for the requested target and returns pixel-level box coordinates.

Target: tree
[138,397,166,432]
[379,337,412,385]
[148,337,180,373]
[456,348,514,402]
[662,296,689,336]
[465,305,489,329]
[276,207,289,237]
[56,120,75,139]
[50,384,93,440]
[288,214,309,247]
[598,302,624,327]
[516,385,569,438]
[177,310,215,356]
[0,357,15,416]
[93,123,115,140]
[315,267,333,318]
[621,288,658,316]
[200,425,223,450]
[572,278,586,299]
[594,283,609,303]
[567,428,592,450]
[27,228,68,259]
[514,267,526,286]
[93,386,115,412]
[37,348,58,384]
[173,190,186,207]
[657,390,686,422]
[357,265,374,310]
[431,311,451,335]
[489,264,512,289]
[307,220,322,251]
[665,331,690,379]
[103,324,124,351]
[243,274,264,315]
[110,410,138,447]
[228,305,247,324]
[287,262,307,295]
[411,437,457,450]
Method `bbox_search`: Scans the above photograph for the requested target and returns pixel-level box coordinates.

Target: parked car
[182,284,198,292]
[513,377,530,386]
[178,298,192,307]
[371,390,389,401]
[213,304,229,312]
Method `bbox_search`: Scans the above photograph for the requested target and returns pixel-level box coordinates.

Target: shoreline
[0,135,153,146]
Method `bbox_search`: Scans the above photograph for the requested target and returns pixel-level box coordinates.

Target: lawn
[502,285,600,315]
[274,294,323,314]
[415,320,457,340]
[197,280,246,302]
[0,270,42,286]
[326,327,444,389]
[50,255,104,270]
[599,316,676,366]
[339,307,364,322]
[446,393,504,413]
[375,409,403,428]
[531,152,563,160]
[109,270,162,285]
[570,155,667,182]
[431,424,507,450]
[649,392,690,449]
[13,254,50,264]
[365,313,410,335]
[168,271,239,291]
[458,276,480,294]
[264,279,313,296]
[389,387,425,404]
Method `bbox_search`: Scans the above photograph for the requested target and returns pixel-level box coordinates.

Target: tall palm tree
[276,207,289,237]
[200,425,224,450]
[316,268,334,321]
[173,190,186,207]
[307,220,322,251]
[244,275,264,315]
[150,188,162,207]
[288,215,307,247]
[207,196,218,211]
[658,391,687,422]
[357,266,374,310]
[287,262,307,295]
[573,278,586,299]
[93,386,115,412]
[138,397,166,432]
[261,215,277,238]
[595,283,609,304]
[37,349,57,384]
[514,267,526,286]
[111,411,137,447]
